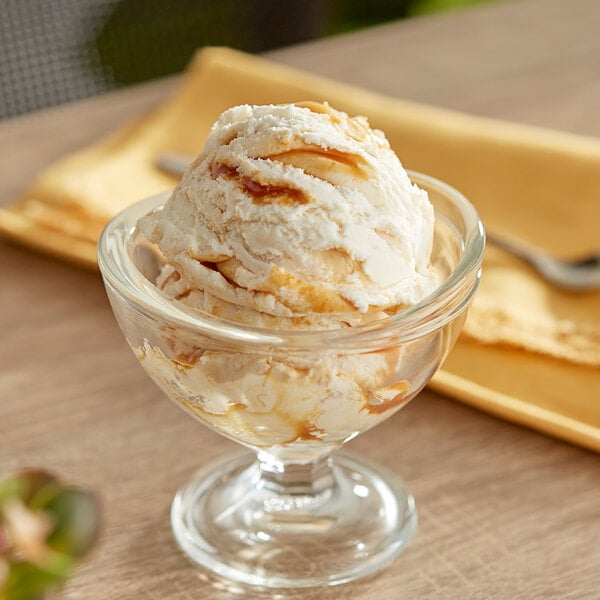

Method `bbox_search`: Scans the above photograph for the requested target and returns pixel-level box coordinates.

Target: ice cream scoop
[129,102,447,448]
[140,102,438,323]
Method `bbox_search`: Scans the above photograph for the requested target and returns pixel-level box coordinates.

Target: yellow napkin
[1,47,598,450]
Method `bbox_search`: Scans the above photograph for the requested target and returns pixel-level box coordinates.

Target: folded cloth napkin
[1,47,598,450]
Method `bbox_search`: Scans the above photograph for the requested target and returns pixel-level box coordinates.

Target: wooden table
[2,0,599,597]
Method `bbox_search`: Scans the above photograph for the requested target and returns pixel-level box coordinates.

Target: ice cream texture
[139,101,437,322]
[136,102,440,447]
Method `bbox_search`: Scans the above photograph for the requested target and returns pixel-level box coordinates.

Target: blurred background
[0,0,495,120]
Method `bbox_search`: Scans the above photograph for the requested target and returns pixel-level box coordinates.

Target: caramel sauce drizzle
[200,261,220,272]
[361,394,408,415]
[210,161,310,205]
[361,381,411,415]
[294,421,326,442]
[158,270,181,290]
[174,289,192,300]
[174,348,205,367]
[183,398,326,446]
[241,177,310,205]
[267,146,368,178]
[210,162,237,179]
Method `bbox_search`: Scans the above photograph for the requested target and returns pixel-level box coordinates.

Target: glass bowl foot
[171,452,417,588]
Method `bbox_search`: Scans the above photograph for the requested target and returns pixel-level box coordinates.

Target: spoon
[485,232,600,292]
[155,152,600,292]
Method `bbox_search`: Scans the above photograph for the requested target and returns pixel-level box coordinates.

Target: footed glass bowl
[97,172,485,588]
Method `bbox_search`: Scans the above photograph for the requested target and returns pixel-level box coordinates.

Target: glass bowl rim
[97,171,485,350]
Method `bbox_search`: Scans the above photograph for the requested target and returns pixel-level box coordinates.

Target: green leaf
[3,561,66,600]
[0,478,26,507]
[44,490,100,558]
[0,470,57,508]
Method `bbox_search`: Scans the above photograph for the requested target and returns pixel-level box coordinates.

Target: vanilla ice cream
[140,101,436,320]
[136,102,439,447]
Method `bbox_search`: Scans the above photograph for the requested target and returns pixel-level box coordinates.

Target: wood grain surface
[1,0,600,598]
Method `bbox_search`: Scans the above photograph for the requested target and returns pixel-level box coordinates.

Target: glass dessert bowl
[98,172,485,589]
